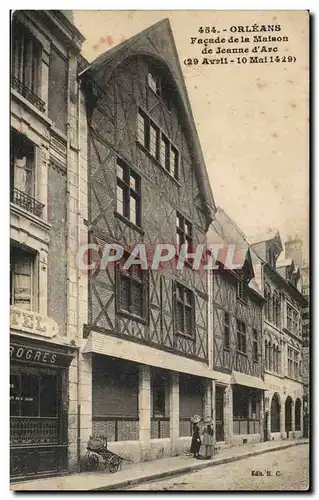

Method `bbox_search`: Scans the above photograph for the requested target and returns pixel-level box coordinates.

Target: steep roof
[81,18,216,229]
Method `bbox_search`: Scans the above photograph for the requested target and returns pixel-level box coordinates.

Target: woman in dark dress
[190,415,202,458]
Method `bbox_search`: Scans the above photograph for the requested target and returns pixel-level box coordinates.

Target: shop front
[10,335,75,480]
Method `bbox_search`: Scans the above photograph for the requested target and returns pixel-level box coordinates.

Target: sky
[73,10,309,262]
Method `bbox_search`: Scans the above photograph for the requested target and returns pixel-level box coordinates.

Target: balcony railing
[11,76,45,113]
[11,187,44,219]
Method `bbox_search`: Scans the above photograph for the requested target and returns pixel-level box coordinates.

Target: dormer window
[266,245,277,268]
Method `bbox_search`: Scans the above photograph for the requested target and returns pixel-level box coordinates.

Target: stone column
[280,396,286,439]
[291,400,295,436]
[138,365,151,458]
[211,380,216,427]
[203,379,212,419]
[169,372,179,456]
[224,384,233,443]
[78,352,92,458]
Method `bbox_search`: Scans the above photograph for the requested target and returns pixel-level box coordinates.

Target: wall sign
[10,343,74,368]
[10,307,59,338]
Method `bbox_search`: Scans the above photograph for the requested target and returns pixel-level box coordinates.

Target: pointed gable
[81,18,216,229]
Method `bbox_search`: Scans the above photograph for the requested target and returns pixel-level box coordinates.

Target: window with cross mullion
[116,158,141,227]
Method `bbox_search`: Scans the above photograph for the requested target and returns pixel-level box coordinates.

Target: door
[215,386,224,442]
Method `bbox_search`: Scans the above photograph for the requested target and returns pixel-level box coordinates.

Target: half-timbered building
[209,209,265,445]
[78,19,217,461]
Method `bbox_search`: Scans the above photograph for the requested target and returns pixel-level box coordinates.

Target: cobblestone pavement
[126,444,309,491]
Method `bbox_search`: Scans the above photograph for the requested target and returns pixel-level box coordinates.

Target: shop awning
[83,330,227,382]
[230,371,268,391]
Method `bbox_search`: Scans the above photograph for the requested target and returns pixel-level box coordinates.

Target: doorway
[215,386,224,442]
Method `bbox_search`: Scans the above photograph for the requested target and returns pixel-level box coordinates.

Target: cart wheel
[87,453,99,471]
[109,456,121,473]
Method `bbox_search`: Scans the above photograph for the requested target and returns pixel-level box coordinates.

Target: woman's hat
[203,416,213,425]
[190,414,201,424]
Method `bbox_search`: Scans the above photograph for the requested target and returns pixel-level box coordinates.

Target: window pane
[137,112,146,145]
[13,256,32,310]
[117,162,124,180]
[116,185,124,216]
[131,281,143,317]
[120,275,130,312]
[176,302,184,332]
[147,72,158,93]
[149,123,158,158]
[185,307,192,335]
[40,375,58,417]
[130,174,136,191]
[170,146,178,177]
[160,135,169,170]
[10,374,20,417]
[21,374,39,417]
[130,195,137,225]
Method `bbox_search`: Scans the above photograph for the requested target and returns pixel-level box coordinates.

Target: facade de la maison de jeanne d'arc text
[10,10,309,480]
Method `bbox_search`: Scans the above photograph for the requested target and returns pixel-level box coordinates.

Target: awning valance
[231,371,268,391]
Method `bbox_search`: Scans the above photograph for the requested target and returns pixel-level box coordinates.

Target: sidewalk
[11,438,308,491]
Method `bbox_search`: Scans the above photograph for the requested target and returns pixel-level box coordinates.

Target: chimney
[285,237,303,268]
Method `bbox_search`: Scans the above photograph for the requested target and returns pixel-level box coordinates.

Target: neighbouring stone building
[77,18,217,462]
[251,233,306,441]
[10,10,88,479]
[283,237,310,437]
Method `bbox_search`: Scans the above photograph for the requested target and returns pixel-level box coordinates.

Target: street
[125,444,309,491]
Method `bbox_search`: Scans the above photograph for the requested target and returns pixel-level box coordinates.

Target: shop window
[116,157,141,227]
[10,373,58,418]
[10,244,36,311]
[174,283,194,338]
[233,387,248,419]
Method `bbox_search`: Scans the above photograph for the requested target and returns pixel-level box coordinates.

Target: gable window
[116,158,141,227]
[174,283,194,337]
[224,311,230,349]
[117,259,148,320]
[137,109,179,180]
[10,245,36,311]
[236,320,246,353]
[147,71,160,94]
[147,68,171,109]
[11,18,44,112]
[253,329,258,362]
[176,213,193,253]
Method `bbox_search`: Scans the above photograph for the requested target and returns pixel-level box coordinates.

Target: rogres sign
[10,343,74,368]
[10,307,59,338]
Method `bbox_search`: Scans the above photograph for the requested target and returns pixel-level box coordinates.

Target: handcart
[82,436,133,473]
